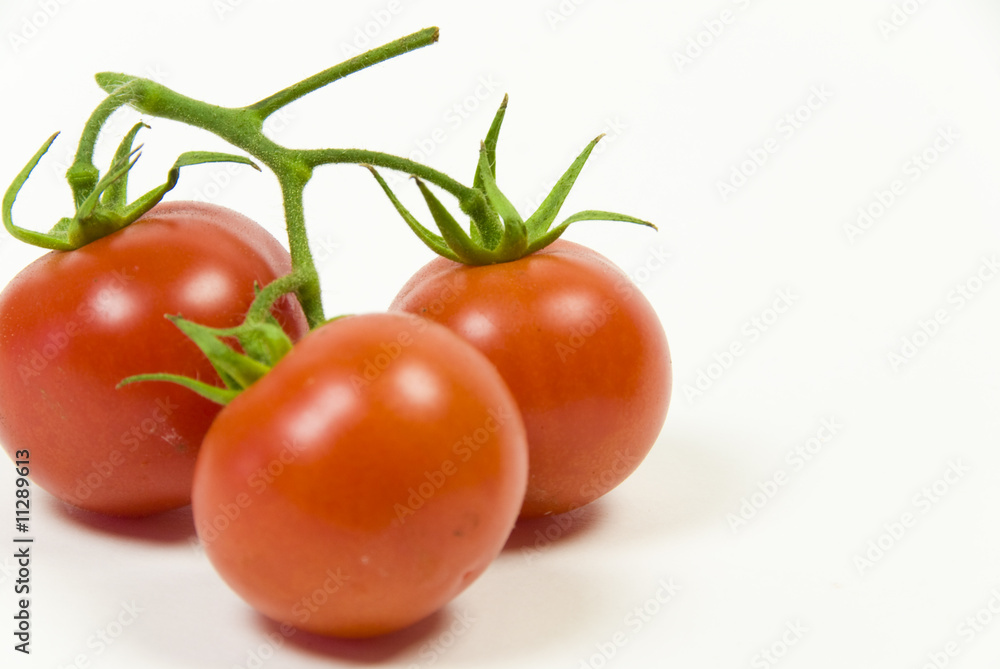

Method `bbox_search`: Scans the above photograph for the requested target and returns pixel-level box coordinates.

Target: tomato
[192,312,527,638]
[390,239,671,518]
[0,201,307,517]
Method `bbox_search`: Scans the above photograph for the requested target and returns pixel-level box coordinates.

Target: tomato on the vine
[362,94,671,517]
[0,201,307,517]
[192,312,527,638]
[391,239,671,518]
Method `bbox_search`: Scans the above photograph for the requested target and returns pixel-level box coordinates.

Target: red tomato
[391,239,671,518]
[0,201,307,517]
[192,312,527,638]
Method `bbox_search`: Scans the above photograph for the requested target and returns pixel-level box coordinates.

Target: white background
[2,0,1000,667]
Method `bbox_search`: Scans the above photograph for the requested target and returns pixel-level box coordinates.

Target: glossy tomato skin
[391,239,671,518]
[0,201,307,517]
[193,312,527,638]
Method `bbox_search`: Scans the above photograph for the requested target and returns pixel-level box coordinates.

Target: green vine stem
[67,94,130,206]
[71,26,476,328]
[10,25,650,335]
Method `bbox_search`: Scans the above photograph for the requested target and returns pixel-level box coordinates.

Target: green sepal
[526,210,657,254]
[64,145,144,246]
[2,127,260,252]
[118,373,239,406]
[473,94,507,192]
[475,142,527,260]
[168,315,272,390]
[114,150,260,229]
[119,294,297,406]
[102,122,149,209]
[238,287,293,365]
[67,149,259,247]
[413,178,496,265]
[467,96,508,249]
[48,217,74,237]
[2,133,76,251]
[364,166,459,262]
[467,194,504,251]
[524,134,604,239]
[221,321,293,369]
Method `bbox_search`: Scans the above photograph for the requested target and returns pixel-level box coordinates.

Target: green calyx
[119,306,295,406]
[366,95,656,265]
[3,123,258,251]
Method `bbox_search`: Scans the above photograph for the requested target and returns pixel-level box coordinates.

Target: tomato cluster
[0,29,671,640]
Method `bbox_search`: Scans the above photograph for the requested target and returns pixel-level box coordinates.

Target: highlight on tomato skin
[0,201,308,517]
[391,239,671,518]
[192,312,529,638]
